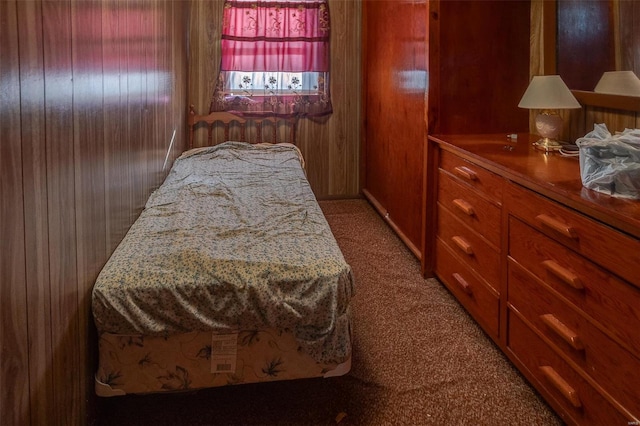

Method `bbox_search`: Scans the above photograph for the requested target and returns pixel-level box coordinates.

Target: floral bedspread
[92,142,354,364]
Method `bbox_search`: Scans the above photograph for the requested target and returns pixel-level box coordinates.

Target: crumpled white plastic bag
[575,123,640,199]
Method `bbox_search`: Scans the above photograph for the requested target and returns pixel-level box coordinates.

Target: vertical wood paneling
[17,1,56,424]
[71,2,106,423]
[632,1,640,73]
[327,0,360,196]
[1,1,189,424]
[127,1,144,218]
[528,0,545,134]
[104,0,127,252]
[140,1,153,203]
[343,0,361,195]
[188,0,361,199]
[529,0,544,77]
[42,2,79,425]
[431,0,530,134]
[170,2,189,169]
[188,0,221,121]
[0,2,31,424]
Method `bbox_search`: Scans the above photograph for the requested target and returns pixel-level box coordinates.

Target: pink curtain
[210,0,332,118]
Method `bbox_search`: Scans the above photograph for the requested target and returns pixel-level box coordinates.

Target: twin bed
[92,109,354,396]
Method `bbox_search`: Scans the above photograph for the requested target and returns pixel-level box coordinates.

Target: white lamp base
[534,111,564,152]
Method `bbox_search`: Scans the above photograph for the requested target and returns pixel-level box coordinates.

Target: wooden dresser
[425,134,640,425]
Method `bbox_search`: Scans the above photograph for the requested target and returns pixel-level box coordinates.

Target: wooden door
[362,0,428,258]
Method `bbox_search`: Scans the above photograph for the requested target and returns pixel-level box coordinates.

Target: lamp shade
[518,75,581,109]
[593,71,640,96]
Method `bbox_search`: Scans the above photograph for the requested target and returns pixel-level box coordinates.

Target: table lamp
[518,75,581,151]
[594,71,640,96]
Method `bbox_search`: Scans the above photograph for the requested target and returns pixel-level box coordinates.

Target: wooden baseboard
[361,189,421,260]
[316,194,364,201]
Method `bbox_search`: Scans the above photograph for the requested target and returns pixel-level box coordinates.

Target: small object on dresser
[575,123,640,199]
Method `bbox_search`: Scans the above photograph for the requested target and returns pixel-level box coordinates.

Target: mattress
[92,142,354,395]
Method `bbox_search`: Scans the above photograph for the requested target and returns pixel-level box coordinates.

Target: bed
[92,108,354,396]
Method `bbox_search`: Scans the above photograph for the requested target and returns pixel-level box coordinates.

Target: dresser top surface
[429,133,640,239]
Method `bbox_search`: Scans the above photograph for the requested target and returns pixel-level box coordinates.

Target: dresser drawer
[504,183,640,286]
[435,238,499,338]
[439,150,504,204]
[509,217,640,356]
[437,205,500,292]
[508,312,632,425]
[508,259,640,418]
[438,171,501,247]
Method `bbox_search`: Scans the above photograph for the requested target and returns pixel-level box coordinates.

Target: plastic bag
[575,123,640,199]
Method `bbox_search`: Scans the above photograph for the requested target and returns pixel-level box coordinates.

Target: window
[210,0,332,118]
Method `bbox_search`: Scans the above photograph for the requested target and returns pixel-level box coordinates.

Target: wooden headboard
[187,105,298,149]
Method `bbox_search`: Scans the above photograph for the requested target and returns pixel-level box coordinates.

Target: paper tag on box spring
[211,332,238,374]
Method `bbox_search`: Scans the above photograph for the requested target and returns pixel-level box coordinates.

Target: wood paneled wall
[564,94,640,143]
[188,0,361,198]
[429,0,530,135]
[0,1,188,424]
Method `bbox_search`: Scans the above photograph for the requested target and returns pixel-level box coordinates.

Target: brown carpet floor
[94,198,562,425]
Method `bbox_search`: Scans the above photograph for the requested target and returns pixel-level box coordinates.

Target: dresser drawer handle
[535,214,578,239]
[452,273,473,295]
[541,260,584,290]
[539,366,582,408]
[452,236,474,255]
[540,314,585,351]
[453,166,478,181]
[452,199,475,216]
